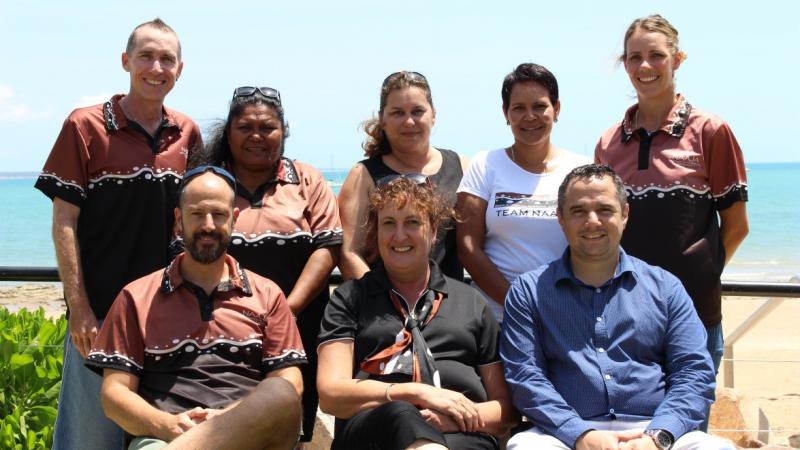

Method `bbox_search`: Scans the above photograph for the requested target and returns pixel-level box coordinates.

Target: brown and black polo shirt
[86,253,307,413]
[35,94,201,319]
[595,95,748,326]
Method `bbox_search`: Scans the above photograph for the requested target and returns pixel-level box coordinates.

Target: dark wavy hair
[191,91,289,169]
[361,71,434,158]
[501,63,559,113]
[362,177,452,261]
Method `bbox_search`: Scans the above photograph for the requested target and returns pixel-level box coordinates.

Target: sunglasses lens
[234,86,257,97]
[376,173,429,188]
[232,86,281,103]
[183,165,237,191]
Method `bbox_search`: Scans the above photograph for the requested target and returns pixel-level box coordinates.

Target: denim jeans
[701,322,724,432]
[52,327,126,450]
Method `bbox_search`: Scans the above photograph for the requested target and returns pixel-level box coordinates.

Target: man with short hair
[500,164,733,450]
[35,18,201,448]
[87,166,305,450]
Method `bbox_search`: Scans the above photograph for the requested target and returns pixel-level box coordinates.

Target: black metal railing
[2,266,799,297]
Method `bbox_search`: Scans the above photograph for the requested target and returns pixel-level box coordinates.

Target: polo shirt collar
[554,247,638,287]
[231,157,300,207]
[160,253,253,296]
[367,260,449,297]
[620,94,693,143]
[102,94,178,132]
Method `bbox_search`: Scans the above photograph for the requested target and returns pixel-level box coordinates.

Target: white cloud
[0,84,51,121]
[74,94,112,108]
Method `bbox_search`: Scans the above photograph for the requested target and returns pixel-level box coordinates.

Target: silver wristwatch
[644,429,674,450]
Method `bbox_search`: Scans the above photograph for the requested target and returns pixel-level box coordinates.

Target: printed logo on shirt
[662,149,704,169]
[493,192,558,217]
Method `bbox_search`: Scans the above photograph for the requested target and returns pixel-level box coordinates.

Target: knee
[251,378,302,431]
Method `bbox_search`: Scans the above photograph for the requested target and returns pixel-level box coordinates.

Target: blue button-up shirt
[500,248,715,448]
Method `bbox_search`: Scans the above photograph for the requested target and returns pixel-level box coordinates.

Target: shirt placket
[591,284,617,419]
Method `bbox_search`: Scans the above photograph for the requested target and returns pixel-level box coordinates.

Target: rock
[302,409,334,450]
[788,434,800,449]
[710,388,769,447]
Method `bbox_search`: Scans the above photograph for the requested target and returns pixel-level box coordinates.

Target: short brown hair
[557,164,628,213]
[126,18,181,59]
[362,177,451,260]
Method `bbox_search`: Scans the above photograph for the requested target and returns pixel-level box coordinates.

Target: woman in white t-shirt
[456,63,589,320]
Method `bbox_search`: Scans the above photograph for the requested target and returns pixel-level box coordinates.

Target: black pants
[333,401,498,450]
[297,295,326,442]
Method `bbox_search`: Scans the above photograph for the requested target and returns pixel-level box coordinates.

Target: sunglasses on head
[232,86,281,103]
[375,173,430,188]
[181,165,237,193]
[381,71,428,88]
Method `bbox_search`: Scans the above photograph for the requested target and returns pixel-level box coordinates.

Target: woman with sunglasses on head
[198,86,342,447]
[318,177,517,450]
[338,71,468,281]
[456,63,589,322]
[595,15,748,389]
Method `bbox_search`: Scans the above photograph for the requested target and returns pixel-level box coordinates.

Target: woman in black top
[318,176,517,450]
[338,71,467,281]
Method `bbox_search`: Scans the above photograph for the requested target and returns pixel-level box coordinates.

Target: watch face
[656,432,672,448]
[647,430,673,450]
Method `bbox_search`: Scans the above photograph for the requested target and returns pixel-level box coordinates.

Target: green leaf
[26,406,57,426]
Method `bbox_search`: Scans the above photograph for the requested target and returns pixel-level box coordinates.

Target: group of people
[35,13,748,450]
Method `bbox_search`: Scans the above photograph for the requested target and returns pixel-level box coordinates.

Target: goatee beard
[186,231,229,264]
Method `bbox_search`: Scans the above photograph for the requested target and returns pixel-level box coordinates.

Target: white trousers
[507,420,736,450]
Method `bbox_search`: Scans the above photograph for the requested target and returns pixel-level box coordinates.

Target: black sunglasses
[381,71,428,88]
[375,173,430,188]
[182,165,237,193]
[232,86,281,103]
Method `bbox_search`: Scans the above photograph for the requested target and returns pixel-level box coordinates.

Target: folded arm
[500,278,592,447]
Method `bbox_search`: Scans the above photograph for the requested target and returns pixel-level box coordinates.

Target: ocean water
[1,164,797,281]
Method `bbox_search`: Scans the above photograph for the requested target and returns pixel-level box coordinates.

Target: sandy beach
[1,283,797,447]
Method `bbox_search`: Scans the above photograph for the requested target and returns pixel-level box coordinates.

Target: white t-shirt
[457,148,590,318]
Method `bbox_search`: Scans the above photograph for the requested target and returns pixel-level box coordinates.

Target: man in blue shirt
[500,164,733,450]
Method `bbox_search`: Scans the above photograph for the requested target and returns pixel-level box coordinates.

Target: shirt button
[596,317,603,322]
[598,348,605,353]
[604,374,612,380]
[595,288,601,293]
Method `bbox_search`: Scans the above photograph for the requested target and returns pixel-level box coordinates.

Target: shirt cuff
[647,415,689,442]
[556,415,594,449]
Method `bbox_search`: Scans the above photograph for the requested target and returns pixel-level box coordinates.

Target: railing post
[722,298,786,389]
[723,343,734,388]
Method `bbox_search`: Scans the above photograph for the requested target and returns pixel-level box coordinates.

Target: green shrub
[0,308,65,449]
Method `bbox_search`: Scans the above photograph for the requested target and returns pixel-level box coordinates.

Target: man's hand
[419,408,460,433]
[69,303,99,358]
[155,407,208,441]
[620,436,659,450]
[576,430,642,450]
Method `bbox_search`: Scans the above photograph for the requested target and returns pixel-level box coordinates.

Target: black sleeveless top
[360,148,464,280]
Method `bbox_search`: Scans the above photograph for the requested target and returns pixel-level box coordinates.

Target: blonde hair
[362,71,433,157]
[619,14,686,63]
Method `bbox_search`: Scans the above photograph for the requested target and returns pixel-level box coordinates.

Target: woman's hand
[413,385,483,433]
[419,408,460,433]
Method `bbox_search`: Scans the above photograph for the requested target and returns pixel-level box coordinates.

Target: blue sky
[1,0,797,172]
